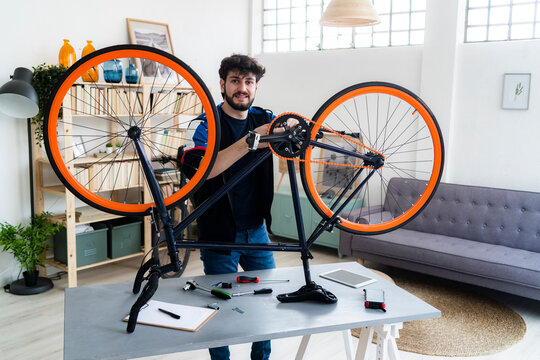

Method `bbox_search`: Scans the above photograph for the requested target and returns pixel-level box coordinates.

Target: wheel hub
[128,126,141,139]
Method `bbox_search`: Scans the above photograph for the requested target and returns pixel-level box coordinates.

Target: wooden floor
[1,239,539,360]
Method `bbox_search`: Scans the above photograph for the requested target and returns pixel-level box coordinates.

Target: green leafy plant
[106,143,113,147]
[115,140,122,148]
[31,63,67,146]
[0,212,63,275]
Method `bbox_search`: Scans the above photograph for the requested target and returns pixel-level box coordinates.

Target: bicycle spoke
[44,45,218,215]
[301,82,443,234]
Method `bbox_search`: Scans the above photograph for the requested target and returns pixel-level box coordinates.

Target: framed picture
[502,73,531,110]
[72,136,87,158]
[316,134,363,197]
[126,18,177,84]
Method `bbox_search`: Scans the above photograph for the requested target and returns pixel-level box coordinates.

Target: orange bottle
[59,39,76,68]
[81,40,98,82]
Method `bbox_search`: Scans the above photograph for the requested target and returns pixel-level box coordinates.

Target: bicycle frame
[127,128,384,332]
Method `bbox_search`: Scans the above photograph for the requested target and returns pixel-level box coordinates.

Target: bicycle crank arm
[246,131,292,151]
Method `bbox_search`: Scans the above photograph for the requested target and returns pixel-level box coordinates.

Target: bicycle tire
[300,82,444,235]
[44,44,219,216]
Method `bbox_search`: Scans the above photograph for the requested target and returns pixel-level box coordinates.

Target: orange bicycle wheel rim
[45,46,217,215]
[303,84,443,234]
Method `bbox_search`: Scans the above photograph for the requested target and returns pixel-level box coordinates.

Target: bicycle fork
[126,128,180,333]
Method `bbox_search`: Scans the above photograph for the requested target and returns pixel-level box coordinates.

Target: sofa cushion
[382,178,540,252]
[344,229,540,290]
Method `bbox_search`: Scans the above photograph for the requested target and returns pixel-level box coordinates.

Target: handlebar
[127,271,159,333]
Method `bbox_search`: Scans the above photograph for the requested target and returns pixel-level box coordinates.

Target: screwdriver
[237,276,290,283]
[184,280,232,300]
[232,288,273,296]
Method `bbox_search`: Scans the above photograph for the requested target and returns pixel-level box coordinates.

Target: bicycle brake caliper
[321,216,342,233]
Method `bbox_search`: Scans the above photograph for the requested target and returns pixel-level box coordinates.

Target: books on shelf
[152,90,203,115]
[154,168,180,181]
[154,129,187,157]
[70,84,144,116]
[70,84,203,117]
[87,160,141,192]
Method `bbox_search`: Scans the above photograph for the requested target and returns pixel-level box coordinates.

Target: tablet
[319,269,376,288]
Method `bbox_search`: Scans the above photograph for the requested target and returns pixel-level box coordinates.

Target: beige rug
[352,269,526,357]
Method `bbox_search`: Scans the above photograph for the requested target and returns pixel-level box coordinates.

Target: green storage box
[107,220,142,258]
[54,226,108,267]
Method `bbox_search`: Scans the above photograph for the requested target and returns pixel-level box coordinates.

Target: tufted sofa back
[384,178,540,252]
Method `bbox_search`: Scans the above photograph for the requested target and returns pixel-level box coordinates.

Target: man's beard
[223,90,254,111]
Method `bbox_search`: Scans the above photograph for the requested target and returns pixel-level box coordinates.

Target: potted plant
[31,63,67,146]
[0,212,62,290]
[115,140,122,154]
[106,142,113,154]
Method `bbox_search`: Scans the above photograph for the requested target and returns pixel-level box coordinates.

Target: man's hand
[253,123,271,148]
[273,117,300,134]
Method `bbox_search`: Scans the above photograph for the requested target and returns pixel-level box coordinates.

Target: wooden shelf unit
[33,82,200,287]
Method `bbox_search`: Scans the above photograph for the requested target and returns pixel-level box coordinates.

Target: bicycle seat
[276,282,337,303]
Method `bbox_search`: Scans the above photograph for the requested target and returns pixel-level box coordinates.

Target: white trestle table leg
[295,334,311,360]
[374,323,403,360]
[354,327,374,360]
[342,329,354,360]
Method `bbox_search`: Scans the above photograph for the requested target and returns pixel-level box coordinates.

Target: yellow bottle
[59,39,76,68]
[81,40,98,82]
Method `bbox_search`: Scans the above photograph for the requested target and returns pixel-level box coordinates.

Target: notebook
[123,299,217,332]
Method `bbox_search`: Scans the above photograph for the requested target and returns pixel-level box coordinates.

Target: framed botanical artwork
[314,133,363,197]
[72,136,87,158]
[126,18,177,84]
[502,73,531,110]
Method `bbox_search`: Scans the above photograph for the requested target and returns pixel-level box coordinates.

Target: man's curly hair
[219,54,266,82]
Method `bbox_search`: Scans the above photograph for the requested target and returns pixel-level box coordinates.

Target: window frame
[464,0,540,43]
[262,0,427,53]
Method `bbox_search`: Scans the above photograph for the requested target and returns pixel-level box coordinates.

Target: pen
[158,308,181,319]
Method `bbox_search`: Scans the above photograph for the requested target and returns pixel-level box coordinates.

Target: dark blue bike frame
[126,132,382,332]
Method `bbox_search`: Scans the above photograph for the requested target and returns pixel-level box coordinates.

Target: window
[262,0,426,52]
[465,0,540,42]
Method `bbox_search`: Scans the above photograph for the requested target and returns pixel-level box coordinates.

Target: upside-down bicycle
[44,45,444,333]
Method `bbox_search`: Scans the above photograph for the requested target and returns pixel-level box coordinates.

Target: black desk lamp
[0,67,53,295]
[0,67,39,217]
[0,67,39,118]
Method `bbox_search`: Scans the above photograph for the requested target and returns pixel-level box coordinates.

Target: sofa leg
[357,258,365,266]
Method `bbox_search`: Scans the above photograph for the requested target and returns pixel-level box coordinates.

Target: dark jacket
[182,104,274,244]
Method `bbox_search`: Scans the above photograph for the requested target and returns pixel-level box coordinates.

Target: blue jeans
[200,223,275,360]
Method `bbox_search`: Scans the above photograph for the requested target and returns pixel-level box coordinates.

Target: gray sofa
[339,177,540,300]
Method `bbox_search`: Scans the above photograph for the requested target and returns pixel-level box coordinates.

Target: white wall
[450,40,540,191]
[256,47,423,117]
[0,0,251,286]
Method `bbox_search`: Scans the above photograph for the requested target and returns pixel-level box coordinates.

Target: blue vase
[103,59,123,83]
[125,63,139,84]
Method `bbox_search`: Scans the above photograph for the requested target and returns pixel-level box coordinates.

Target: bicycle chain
[267,112,385,170]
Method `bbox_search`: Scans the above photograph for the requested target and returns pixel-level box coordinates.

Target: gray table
[64,262,440,360]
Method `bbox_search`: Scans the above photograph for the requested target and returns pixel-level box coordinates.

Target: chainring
[268,113,311,159]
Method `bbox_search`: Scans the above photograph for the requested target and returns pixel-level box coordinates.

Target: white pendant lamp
[320,0,380,27]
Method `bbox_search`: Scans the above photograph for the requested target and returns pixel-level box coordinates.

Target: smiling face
[220,70,258,112]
